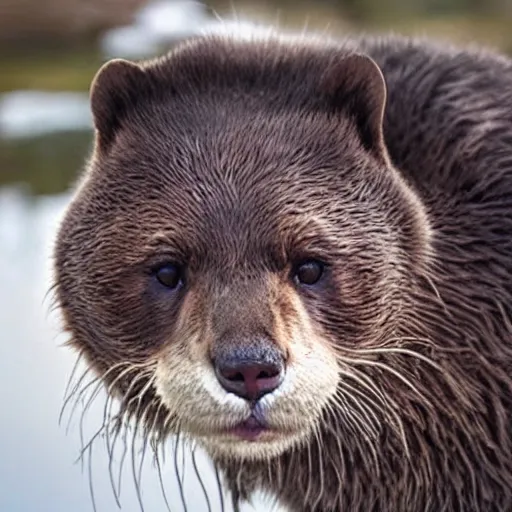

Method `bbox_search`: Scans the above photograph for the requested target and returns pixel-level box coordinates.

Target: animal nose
[215,362,284,401]
[214,346,285,401]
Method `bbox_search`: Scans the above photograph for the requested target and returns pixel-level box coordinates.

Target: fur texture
[54,30,512,511]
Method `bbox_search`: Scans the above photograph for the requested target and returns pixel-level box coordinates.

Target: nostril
[256,371,277,385]
[257,367,279,380]
[222,370,245,382]
[215,360,285,401]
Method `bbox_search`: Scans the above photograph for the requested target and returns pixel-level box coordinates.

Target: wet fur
[54,29,512,511]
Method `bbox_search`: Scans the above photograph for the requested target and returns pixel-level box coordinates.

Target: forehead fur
[137,34,359,109]
[90,32,389,163]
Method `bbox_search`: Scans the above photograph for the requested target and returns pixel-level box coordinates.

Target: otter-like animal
[53,27,512,511]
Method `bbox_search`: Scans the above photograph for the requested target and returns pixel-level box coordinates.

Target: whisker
[61,353,84,416]
[73,378,105,471]
[60,367,94,429]
[311,422,325,511]
[338,378,390,423]
[66,360,137,435]
[303,427,314,505]
[105,410,123,509]
[337,346,442,371]
[131,414,146,512]
[78,379,112,469]
[88,442,98,512]
[331,392,379,439]
[424,274,454,320]
[319,414,345,503]
[335,390,380,438]
[153,439,173,512]
[136,405,154,501]
[116,420,130,499]
[337,365,389,409]
[75,417,109,465]
[174,433,188,512]
[214,463,226,512]
[319,21,332,38]
[181,436,189,512]
[345,357,426,399]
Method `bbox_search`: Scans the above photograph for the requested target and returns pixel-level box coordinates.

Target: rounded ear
[320,53,389,165]
[90,59,148,153]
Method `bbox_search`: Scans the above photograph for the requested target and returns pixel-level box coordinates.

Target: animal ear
[90,59,149,153]
[320,53,389,164]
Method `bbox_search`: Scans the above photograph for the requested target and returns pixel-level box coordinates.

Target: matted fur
[53,28,512,512]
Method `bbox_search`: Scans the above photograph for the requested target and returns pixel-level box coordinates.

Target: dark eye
[293,260,324,286]
[154,263,183,289]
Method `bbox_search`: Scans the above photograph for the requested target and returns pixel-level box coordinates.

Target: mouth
[194,404,313,459]
[229,413,269,441]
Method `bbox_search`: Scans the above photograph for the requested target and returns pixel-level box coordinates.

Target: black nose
[213,344,285,401]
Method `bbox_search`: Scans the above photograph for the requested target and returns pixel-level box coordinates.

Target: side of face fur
[53,31,512,512]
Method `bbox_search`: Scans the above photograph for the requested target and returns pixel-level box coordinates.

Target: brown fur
[53,29,512,511]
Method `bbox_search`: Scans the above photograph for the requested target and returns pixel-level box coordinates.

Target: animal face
[54,35,432,463]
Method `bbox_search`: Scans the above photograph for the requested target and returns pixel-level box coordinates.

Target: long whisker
[152,439,173,512]
[327,397,382,470]
[88,442,98,512]
[131,413,146,512]
[191,448,211,512]
[338,378,390,424]
[303,425,314,505]
[181,435,188,512]
[337,346,442,370]
[71,360,157,510]
[342,357,427,400]
[105,409,123,509]
[334,389,380,438]
[330,392,379,439]
[65,360,138,435]
[136,404,154,501]
[311,421,325,511]
[60,367,94,429]
[174,432,188,512]
[116,421,130,499]
[337,364,388,406]
[214,463,226,512]
[61,353,84,415]
[333,362,412,457]
[75,415,110,465]
[77,378,107,471]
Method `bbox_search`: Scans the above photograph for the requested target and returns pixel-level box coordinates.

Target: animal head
[54,33,432,463]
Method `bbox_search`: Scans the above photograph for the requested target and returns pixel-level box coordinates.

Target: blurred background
[0,0,511,511]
